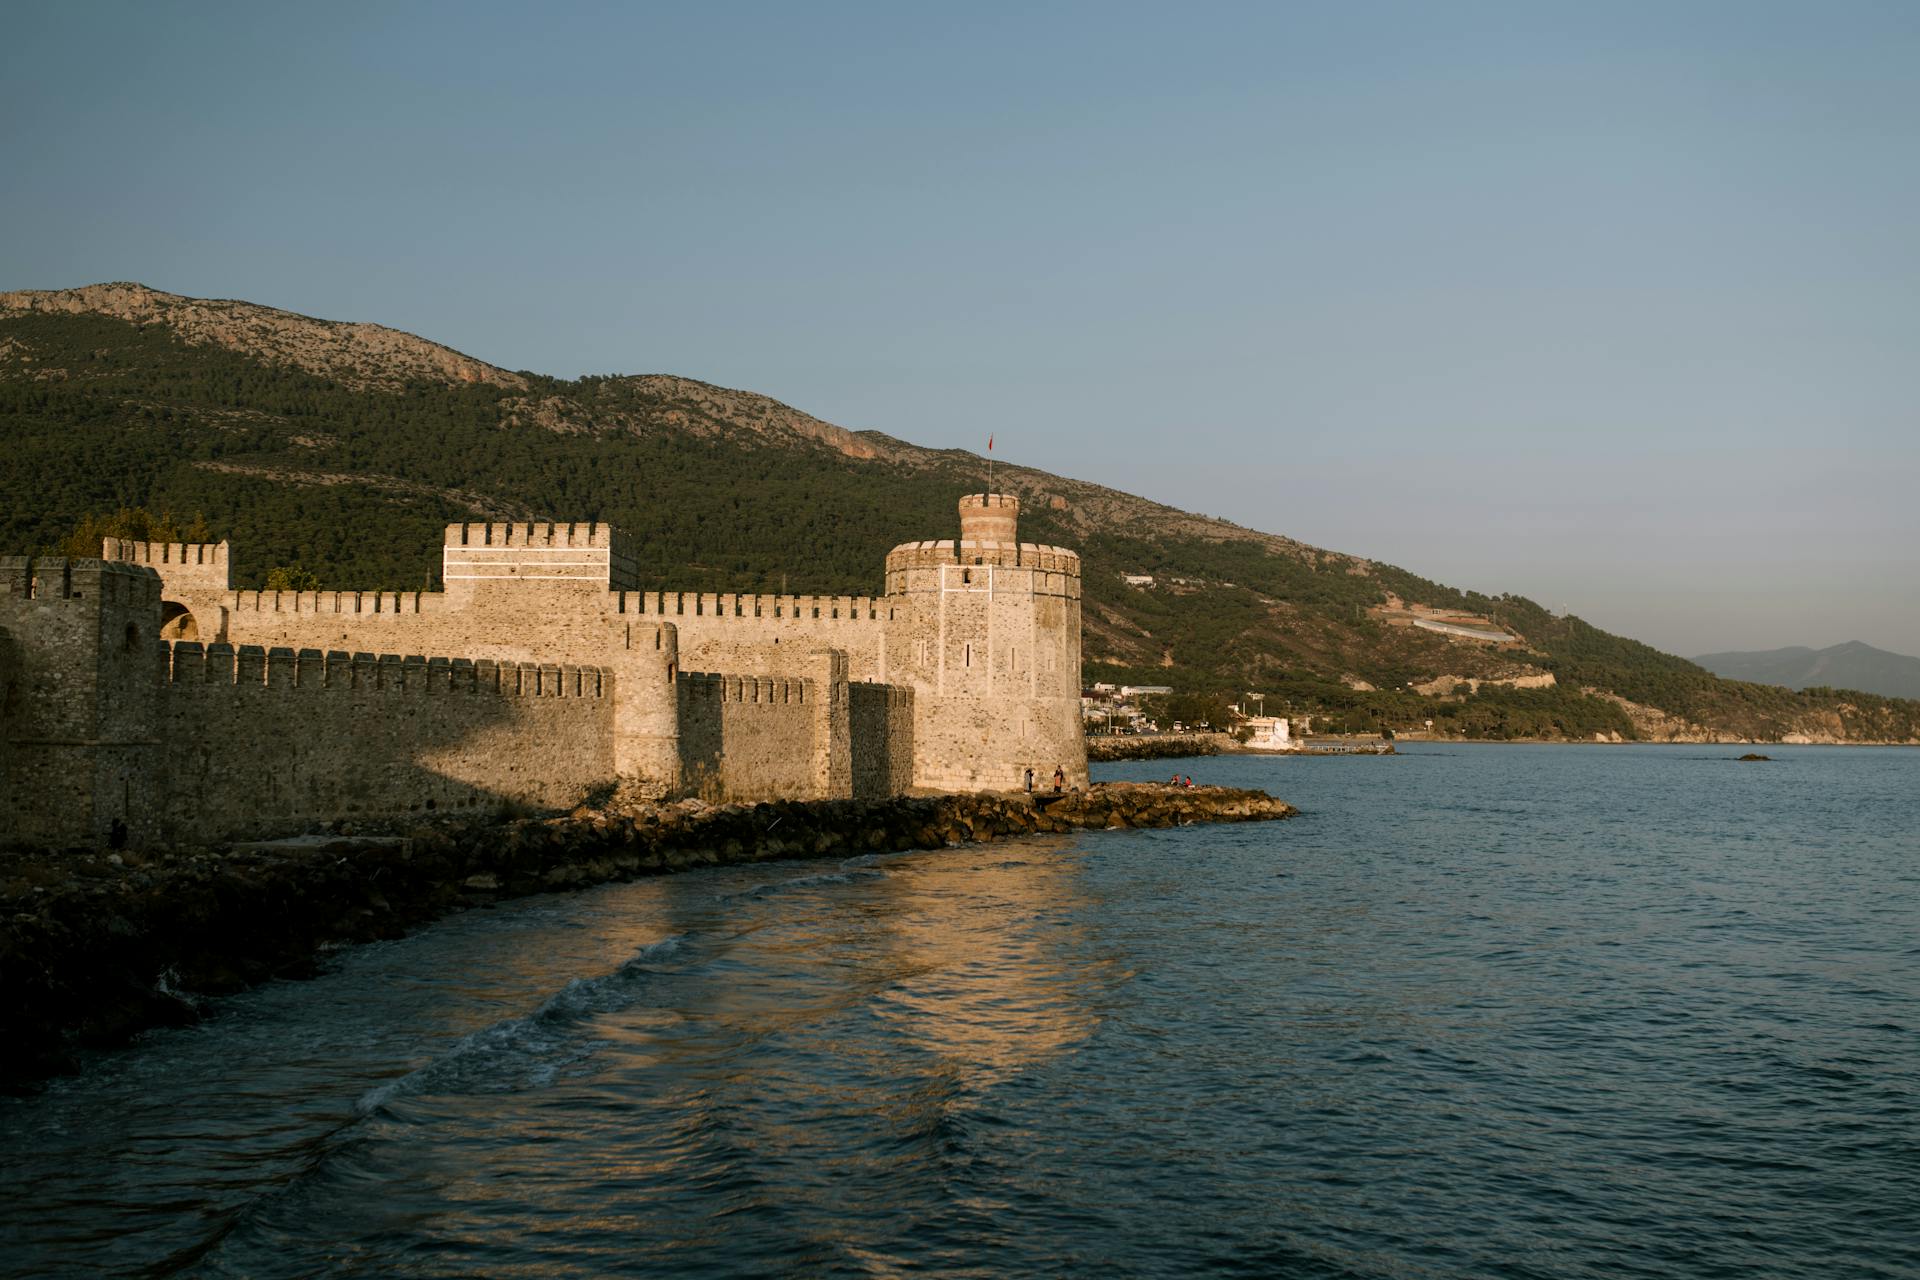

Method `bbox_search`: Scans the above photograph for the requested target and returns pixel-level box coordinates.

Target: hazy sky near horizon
[3,1,1916,657]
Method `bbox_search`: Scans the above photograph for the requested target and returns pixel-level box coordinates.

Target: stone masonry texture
[0,493,1086,846]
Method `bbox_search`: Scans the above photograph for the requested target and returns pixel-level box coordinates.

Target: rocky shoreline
[1086,732,1230,761]
[0,782,1293,1092]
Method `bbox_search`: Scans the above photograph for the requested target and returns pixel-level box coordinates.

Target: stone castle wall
[620,591,894,682]
[849,681,915,799]
[100,539,230,597]
[0,494,1088,847]
[159,644,616,839]
[142,556,682,790]
[676,671,822,802]
[619,503,1087,794]
[0,551,624,846]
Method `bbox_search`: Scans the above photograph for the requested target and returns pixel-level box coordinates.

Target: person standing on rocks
[1053,765,1065,793]
[1025,768,1035,793]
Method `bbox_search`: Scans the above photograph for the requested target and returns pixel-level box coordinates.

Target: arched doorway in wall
[159,601,199,641]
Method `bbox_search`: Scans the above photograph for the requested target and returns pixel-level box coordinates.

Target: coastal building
[1242,716,1294,752]
[0,493,1086,847]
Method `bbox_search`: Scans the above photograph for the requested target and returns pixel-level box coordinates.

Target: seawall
[161,643,618,838]
[0,783,1292,1090]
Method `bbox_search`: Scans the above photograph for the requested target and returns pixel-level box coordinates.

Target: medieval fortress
[0,493,1087,847]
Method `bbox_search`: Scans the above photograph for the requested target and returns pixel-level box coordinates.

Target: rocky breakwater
[1087,731,1233,762]
[0,783,1290,1090]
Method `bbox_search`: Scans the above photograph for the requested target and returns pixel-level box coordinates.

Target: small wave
[354,933,690,1114]
[724,867,886,900]
[841,850,917,869]
[134,931,694,1274]
[153,966,205,1012]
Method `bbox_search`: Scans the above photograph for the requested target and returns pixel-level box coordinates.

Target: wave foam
[726,867,887,900]
[354,933,689,1114]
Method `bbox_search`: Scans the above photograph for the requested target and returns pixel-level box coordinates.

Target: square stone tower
[442,522,638,601]
[0,557,166,847]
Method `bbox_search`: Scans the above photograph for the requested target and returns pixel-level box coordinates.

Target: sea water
[1,743,1915,1277]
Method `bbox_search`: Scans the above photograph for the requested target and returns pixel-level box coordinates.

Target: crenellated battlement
[678,671,813,705]
[102,539,230,585]
[227,588,440,616]
[883,539,1080,574]
[674,651,844,802]
[1,486,1083,844]
[442,521,638,591]
[617,591,892,622]
[145,641,618,841]
[0,555,164,606]
[443,521,625,550]
[958,492,1020,545]
[163,641,612,697]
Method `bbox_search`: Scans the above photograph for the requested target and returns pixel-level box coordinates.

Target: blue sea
[2,743,1916,1277]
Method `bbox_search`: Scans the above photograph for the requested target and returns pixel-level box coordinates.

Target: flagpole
[987,434,994,497]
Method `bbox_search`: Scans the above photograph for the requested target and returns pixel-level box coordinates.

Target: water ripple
[0,744,1916,1278]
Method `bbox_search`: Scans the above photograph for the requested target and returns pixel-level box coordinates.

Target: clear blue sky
[4,1,1915,656]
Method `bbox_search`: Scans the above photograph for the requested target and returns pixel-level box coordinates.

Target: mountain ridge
[0,282,523,393]
[1693,641,1920,701]
[3,282,1915,745]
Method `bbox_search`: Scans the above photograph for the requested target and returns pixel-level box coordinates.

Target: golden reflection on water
[363,841,1114,1246]
[864,840,1107,1088]
[364,877,690,1056]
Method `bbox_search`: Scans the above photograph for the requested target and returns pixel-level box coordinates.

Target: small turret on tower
[958,493,1019,546]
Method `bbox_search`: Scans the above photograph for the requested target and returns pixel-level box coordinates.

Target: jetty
[1087,731,1396,760]
[1295,738,1396,756]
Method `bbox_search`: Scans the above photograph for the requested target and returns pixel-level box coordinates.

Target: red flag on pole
[988,434,994,452]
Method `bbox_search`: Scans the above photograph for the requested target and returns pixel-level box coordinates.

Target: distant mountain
[1693,641,1920,701]
[4,282,1918,744]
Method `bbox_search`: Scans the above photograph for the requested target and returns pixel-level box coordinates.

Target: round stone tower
[880,491,1086,792]
[958,492,1019,547]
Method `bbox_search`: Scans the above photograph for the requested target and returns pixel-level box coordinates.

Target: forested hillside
[4,284,1915,744]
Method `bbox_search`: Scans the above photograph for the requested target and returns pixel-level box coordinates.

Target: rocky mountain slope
[0,283,521,393]
[2,283,1915,744]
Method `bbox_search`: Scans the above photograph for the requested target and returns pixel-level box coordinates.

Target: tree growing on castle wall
[51,507,215,559]
[264,563,321,591]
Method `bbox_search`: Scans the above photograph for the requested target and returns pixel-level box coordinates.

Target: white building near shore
[1243,716,1295,752]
